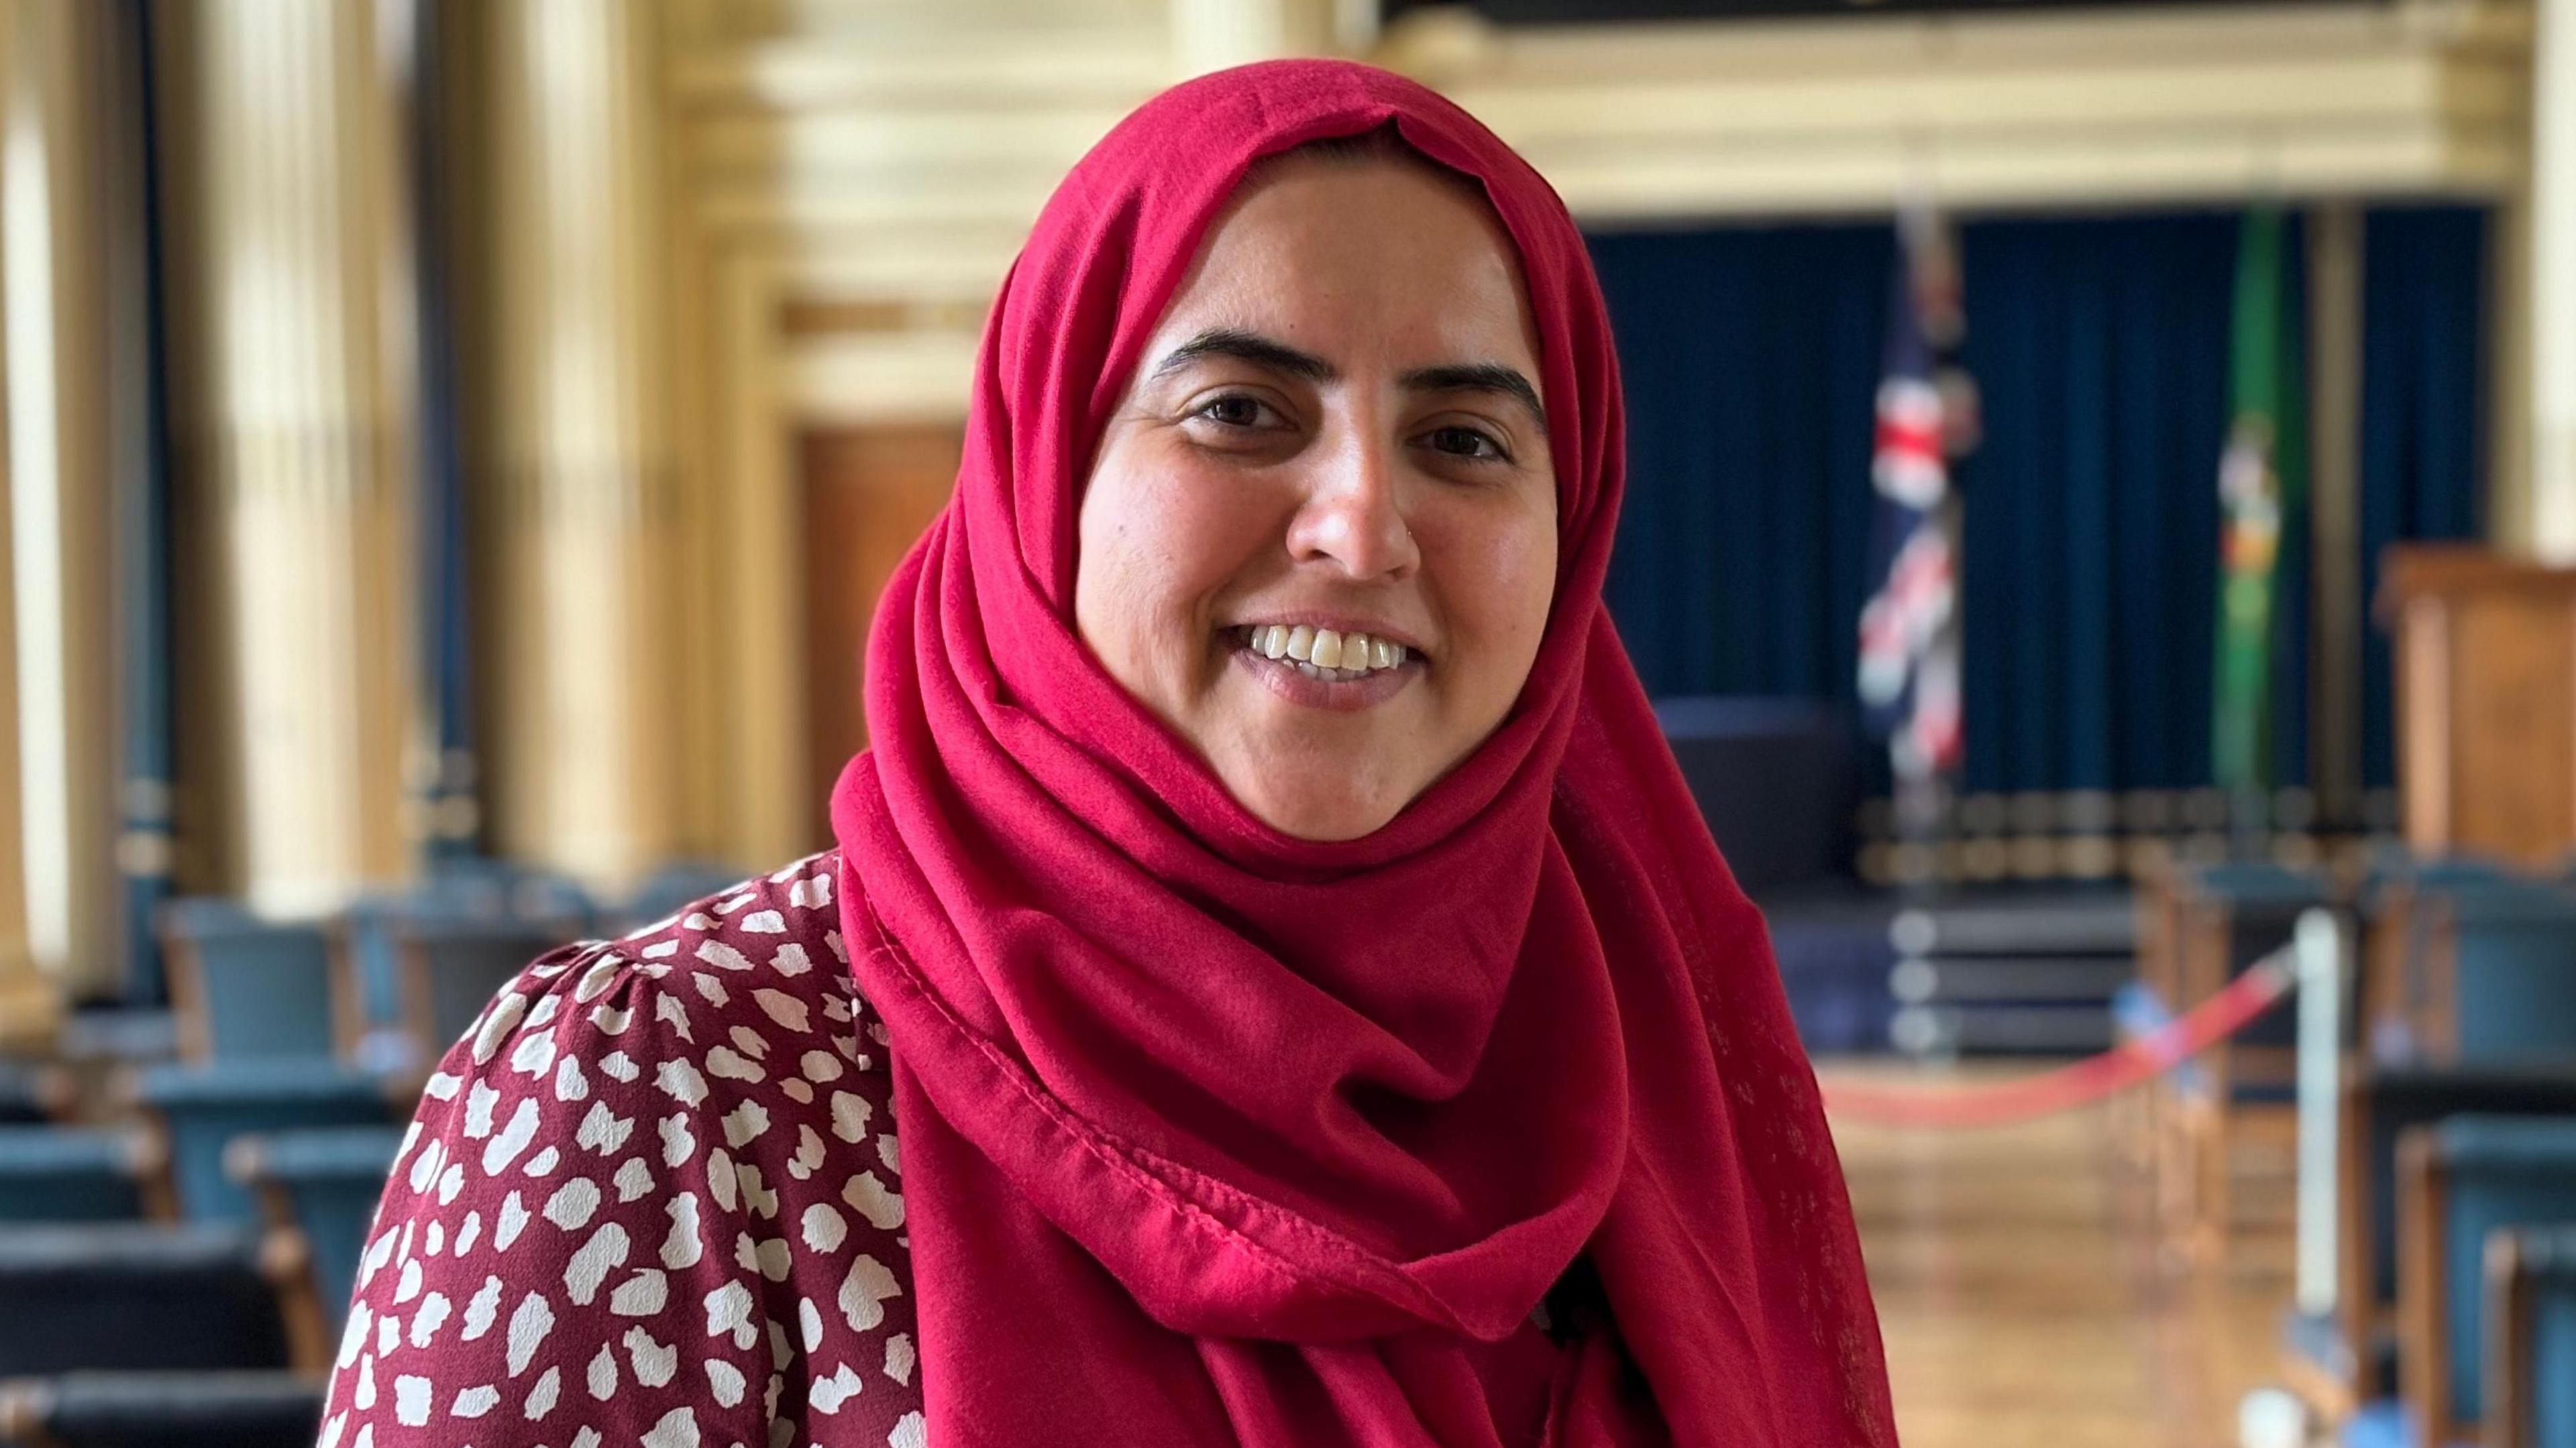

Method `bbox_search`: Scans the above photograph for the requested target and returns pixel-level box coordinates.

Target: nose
[1283,429,1420,581]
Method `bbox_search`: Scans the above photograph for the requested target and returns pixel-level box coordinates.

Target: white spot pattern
[318,852,922,1441]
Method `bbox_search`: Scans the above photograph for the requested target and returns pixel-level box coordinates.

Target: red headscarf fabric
[830,58,1894,1448]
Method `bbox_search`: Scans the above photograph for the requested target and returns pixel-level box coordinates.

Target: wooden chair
[0,1127,173,1224]
[0,1063,72,1125]
[2394,1115,2576,1447]
[0,1221,325,1376]
[337,865,590,1075]
[2119,865,2186,1180]
[2485,1222,2576,1448]
[0,1370,324,1448]
[2290,1066,2576,1428]
[2128,859,2228,1229]
[127,1062,397,1226]
[224,1126,401,1337]
[2411,885,2576,1066]
[2352,854,2516,1064]
[2157,860,2332,1251]
[376,916,579,1078]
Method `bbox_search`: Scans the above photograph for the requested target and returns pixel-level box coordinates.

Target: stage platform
[1759,881,2136,1059]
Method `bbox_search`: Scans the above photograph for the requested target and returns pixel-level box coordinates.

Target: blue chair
[0,1127,165,1222]
[156,901,341,1064]
[0,1062,67,1124]
[2355,844,2514,891]
[387,917,576,1070]
[341,862,590,1071]
[225,1126,400,1335]
[2152,860,2333,1044]
[52,1011,181,1068]
[2294,1066,2576,1418]
[2396,1115,2576,1446]
[2419,885,2576,1066]
[2359,860,2530,1064]
[0,1371,323,1448]
[0,1223,309,1375]
[619,860,750,933]
[131,1062,396,1225]
[2487,1223,2576,1448]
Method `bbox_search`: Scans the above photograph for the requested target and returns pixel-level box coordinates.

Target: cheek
[1077,444,1267,660]
[1449,505,1558,670]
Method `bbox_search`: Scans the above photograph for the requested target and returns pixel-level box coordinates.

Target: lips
[1224,627,1420,710]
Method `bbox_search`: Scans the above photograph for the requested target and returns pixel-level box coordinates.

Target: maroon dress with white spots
[317,852,924,1448]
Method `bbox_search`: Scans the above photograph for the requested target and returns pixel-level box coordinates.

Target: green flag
[2212,207,2305,801]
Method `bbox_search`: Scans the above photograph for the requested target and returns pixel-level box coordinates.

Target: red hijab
[831,58,1894,1447]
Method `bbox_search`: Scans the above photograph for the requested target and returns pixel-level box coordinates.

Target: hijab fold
[831,58,1894,1448]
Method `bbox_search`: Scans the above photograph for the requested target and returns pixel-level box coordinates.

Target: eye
[1421,424,1512,464]
[1188,393,1289,431]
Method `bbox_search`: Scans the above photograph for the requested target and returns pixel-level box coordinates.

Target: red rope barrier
[1819,953,2297,1129]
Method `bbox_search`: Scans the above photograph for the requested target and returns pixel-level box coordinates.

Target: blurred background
[0,0,2572,1445]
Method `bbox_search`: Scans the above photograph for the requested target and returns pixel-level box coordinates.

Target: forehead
[1142,157,1543,375]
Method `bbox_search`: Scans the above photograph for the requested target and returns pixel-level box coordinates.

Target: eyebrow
[1148,327,1548,440]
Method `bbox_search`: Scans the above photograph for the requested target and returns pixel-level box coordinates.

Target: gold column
[478,0,681,893]
[158,0,417,915]
[0,0,112,1017]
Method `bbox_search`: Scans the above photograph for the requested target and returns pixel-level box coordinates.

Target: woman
[321,58,1893,1447]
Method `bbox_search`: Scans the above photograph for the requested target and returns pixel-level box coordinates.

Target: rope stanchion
[1821,949,2297,1129]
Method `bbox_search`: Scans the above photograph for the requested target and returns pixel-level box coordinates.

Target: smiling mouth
[1226,624,1421,682]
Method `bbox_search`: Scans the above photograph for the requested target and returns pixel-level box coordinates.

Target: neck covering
[830,58,1894,1448]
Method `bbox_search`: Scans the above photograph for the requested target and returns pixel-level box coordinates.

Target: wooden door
[802,425,961,838]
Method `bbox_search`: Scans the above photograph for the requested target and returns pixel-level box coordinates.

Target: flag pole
[1860,176,1976,895]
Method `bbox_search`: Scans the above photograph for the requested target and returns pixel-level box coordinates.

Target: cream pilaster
[479,0,680,893]
[0,0,113,1013]
[161,0,417,915]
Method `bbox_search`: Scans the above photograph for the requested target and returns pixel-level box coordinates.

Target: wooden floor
[1824,1061,2296,1448]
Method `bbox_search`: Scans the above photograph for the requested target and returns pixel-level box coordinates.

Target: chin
[1232,776,1405,843]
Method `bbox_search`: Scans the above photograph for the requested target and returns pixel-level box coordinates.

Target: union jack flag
[1857,205,1977,782]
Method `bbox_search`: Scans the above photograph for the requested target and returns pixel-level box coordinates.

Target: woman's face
[1075,153,1558,842]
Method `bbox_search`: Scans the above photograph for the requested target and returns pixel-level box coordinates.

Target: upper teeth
[1243,624,1409,677]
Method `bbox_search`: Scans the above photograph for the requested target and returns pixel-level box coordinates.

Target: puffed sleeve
[313,927,835,1432]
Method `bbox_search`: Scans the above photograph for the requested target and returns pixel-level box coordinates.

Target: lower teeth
[1281,655,1365,682]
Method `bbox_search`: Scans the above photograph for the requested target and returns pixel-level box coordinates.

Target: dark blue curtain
[1592,225,1890,703]
[2358,207,2487,790]
[1591,205,2481,799]
[1960,211,2308,796]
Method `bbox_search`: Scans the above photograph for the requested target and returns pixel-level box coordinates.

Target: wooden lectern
[2377,545,2576,867]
